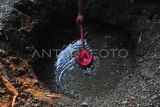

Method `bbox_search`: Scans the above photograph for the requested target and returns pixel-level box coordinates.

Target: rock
[155,66,160,75]
[81,101,89,107]
[158,66,160,71]
[0,88,5,94]
[151,95,158,100]
[0,49,8,57]
[122,101,128,104]
[130,96,136,100]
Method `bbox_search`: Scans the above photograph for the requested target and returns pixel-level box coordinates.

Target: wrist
[77,14,84,17]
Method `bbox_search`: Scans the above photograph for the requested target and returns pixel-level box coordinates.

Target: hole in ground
[19,0,137,101]
[30,13,137,106]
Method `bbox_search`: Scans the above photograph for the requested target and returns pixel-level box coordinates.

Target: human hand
[76,14,84,25]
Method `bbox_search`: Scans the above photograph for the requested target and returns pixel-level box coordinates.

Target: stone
[0,49,8,57]
[81,101,88,107]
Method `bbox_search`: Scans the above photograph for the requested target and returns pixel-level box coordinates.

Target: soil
[1,0,160,107]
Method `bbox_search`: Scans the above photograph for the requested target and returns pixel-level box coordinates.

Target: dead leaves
[0,64,18,107]
[1,76,19,107]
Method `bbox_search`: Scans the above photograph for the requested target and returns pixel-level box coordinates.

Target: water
[55,39,99,82]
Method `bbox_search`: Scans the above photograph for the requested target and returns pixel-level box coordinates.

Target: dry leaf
[1,76,19,107]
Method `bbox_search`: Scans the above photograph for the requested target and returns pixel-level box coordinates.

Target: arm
[78,0,85,15]
[76,0,86,25]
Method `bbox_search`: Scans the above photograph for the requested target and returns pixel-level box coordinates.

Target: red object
[77,24,93,68]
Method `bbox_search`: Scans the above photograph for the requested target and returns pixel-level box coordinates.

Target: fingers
[76,18,82,26]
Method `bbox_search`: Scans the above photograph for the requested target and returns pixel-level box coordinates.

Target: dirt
[0,50,60,106]
[1,0,160,107]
